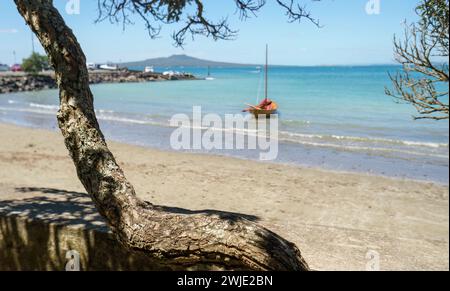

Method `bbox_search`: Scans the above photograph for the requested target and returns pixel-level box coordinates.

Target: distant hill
[120,54,255,68]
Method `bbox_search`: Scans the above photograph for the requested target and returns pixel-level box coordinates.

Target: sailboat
[205,66,215,81]
[243,45,278,118]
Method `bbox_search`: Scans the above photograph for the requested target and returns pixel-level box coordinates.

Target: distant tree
[13,0,320,271]
[22,52,49,74]
[386,0,449,120]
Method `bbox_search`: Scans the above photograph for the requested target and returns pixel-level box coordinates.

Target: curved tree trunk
[14,0,310,271]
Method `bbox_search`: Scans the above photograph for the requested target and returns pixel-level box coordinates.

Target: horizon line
[102,54,401,68]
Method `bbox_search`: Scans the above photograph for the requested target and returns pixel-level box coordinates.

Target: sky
[0,0,421,66]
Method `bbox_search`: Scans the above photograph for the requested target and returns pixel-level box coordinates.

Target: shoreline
[0,70,198,94]
[0,122,448,270]
[46,130,450,187]
[0,118,447,186]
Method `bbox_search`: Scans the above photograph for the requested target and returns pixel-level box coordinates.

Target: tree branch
[96,0,321,46]
[386,0,449,120]
[14,0,310,271]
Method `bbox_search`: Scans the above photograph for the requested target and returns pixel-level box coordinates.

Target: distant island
[119,55,402,68]
[120,54,256,68]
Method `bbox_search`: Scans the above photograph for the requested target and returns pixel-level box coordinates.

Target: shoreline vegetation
[0,122,448,270]
[0,70,197,94]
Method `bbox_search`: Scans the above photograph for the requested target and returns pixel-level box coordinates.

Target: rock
[0,70,198,95]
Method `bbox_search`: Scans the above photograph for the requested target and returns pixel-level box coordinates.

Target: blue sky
[0,0,420,66]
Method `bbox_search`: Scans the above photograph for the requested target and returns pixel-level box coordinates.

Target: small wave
[29,103,59,111]
[328,135,447,148]
[0,104,164,127]
[401,140,448,148]
[27,102,123,117]
[279,131,449,149]
[188,125,259,135]
[279,136,449,159]
[281,119,311,126]
[29,103,119,116]
[97,115,148,125]
[96,109,115,114]
[96,114,165,127]
[0,106,56,115]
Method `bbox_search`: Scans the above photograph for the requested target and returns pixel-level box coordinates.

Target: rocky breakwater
[0,70,197,94]
[0,73,57,94]
[88,70,197,84]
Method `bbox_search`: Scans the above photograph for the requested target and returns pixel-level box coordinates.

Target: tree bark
[14,0,310,271]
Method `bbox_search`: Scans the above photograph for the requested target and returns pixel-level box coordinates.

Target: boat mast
[265,44,268,100]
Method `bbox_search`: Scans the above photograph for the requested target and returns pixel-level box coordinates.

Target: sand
[0,122,448,271]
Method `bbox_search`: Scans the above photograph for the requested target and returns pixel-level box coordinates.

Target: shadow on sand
[0,186,280,271]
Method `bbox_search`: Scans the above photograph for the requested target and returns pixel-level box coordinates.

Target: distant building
[87,63,99,70]
[144,66,154,73]
[99,64,119,71]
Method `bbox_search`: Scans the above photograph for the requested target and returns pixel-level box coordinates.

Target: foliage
[386,0,449,120]
[96,0,321,47]
[22,52,49,74]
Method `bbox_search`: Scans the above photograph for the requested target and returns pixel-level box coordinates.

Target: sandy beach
[0,122,448,271]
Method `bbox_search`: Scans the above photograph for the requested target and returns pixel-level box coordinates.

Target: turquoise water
[1,65,448,183]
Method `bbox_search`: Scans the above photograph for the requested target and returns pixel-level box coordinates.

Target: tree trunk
[14,0,310,271]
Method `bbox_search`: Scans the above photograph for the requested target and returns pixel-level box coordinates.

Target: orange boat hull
[248,101,278,117]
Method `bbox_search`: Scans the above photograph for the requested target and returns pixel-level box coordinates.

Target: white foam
[96,114,163,127]
[279,131,449,149]
[2,103,448,155]
[0,106,55,115]
[279,136,449,159]
[281,119,312,126]
[29,103,59,111]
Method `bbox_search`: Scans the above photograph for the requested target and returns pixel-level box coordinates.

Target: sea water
[1,65,448,184]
